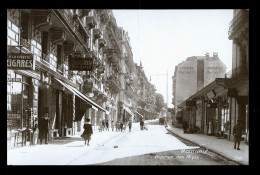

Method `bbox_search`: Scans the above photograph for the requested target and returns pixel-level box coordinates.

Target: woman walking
[81,118,93,146]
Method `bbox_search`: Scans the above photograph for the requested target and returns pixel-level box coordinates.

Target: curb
[166,127,246,165]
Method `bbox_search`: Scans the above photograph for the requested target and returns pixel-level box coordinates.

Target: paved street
[7,120,238,165]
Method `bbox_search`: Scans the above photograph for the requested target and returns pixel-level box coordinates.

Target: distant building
[172,53,227,124]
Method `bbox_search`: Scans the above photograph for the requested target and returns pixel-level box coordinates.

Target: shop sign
[207,103,217,108]
[69,57,93,71]
[7,77,22,82]
[7,53,34,70]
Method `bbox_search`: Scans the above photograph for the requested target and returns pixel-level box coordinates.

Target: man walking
[106,120,109,131]
[38,112,49,144]
[233,119,243,150]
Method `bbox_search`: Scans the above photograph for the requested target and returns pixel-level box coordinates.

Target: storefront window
[7,73,31,130]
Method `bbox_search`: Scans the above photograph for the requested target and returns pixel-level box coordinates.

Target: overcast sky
[113,10,233,108]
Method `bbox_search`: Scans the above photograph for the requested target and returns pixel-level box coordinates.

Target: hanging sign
[7,53,34,70]
[69,57,93,71]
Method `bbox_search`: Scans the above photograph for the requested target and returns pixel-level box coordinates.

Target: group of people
[97,119,133,132]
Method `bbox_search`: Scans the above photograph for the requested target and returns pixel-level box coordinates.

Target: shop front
[7,69,39,149]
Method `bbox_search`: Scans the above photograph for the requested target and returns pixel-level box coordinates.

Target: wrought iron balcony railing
[42,53,50,62]
[57,64,63,73]
[228,9,249,37]
[225,64,248,80]
[20,38,31,51]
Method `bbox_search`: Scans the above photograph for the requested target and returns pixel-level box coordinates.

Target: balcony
[98,38,106,49]
[93,28,102,40]
[86,16,97,30]
[228,10,249,39]
[57,64,63,73]
[225,64,248,81]
[55,9,89,51]
[20,38,31,51]
[106,74,121,94]
[42,53,50,63]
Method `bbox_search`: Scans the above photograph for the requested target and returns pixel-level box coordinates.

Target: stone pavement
[166,125,249,165]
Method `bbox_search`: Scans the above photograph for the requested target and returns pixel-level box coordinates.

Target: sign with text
[69,57,93,71]
[7,53,34,70]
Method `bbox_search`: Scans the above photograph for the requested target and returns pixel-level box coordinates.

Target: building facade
[172,53,227,125]
[7,9,160,149]
[175,9,249,143]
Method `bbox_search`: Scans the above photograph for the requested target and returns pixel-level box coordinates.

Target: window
[57,45,63,72]
[42,31,49,61]
[20,11,30,50]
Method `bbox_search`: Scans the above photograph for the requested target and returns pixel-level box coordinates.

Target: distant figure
[98,120,103,132]
[106,120,109,131]
[140,120,144,130]
[38,112,50,144]
[120,122,124,132]
[116,121,120,132]
[111,120,115,131]
[233,119,243,150]
[81,118,93,146]
[102,120,105,131]
[183,121,188,134]
[128,120,132,132]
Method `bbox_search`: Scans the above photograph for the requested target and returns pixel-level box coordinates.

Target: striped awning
[55,78,109,114]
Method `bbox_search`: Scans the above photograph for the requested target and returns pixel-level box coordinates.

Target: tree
[155,93,165,113]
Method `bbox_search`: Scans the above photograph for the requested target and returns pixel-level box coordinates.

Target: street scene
[7,9,248,165]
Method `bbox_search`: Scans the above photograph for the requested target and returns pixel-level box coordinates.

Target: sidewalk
[7,128,126,165]
[166,125,249,165]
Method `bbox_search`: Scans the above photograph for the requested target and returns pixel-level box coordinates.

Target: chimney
[213,52,218,59]
[205,53,209,59]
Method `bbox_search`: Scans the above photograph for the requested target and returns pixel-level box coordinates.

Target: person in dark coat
[102,120,105,131]
[128,120,132,132]
[81,118,93,146]
[120,121,124,132]
[38,112,50,144]
[140,119,144,130]
[233,119,243,150]
[183,121,188,134]
[106,120,109,131]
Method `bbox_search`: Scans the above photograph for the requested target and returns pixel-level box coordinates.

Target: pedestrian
[233,119,243,150]
[120,121,124,132]
[102,120,105,131]
[128,120,132,132]
[106,120,109,131]
[183,120,188,134]
[140,119,144,130]
[81,118,93,146]
[38,112,49,144]
[98,120,103,132]
[111,120,115,131]
[116,121,120,132]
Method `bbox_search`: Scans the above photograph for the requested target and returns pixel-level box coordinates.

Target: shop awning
[135,111,144,118]
[123,105,134,116]
[55,78,109,114]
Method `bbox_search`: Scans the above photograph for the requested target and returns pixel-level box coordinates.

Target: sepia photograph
[6,8,249,165]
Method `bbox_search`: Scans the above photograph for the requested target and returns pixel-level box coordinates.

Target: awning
[123,105,134,116]
[55,78,109,114]
[135,111,144,118]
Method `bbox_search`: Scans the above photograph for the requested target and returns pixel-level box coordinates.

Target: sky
[113,10,233,108]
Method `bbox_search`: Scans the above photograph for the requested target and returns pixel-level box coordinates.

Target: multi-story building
[7,9,160,149]
[175,9,248,143]
[225,9,249,142]
[172,53,227,125]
